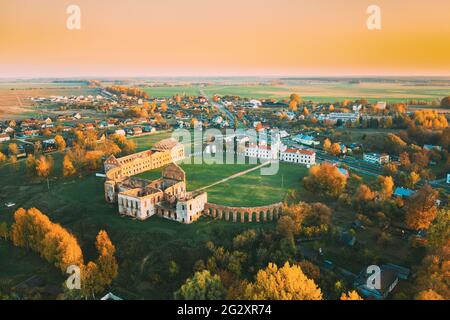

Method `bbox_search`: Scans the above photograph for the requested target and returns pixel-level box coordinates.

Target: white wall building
[280,148,316,166]
[0,133,10,143]
[363,153,390,165]
[245,144,279,160]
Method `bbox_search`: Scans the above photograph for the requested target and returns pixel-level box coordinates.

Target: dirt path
[194,161,272,192]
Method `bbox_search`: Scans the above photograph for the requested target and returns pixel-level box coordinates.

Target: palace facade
[104,138,207,224]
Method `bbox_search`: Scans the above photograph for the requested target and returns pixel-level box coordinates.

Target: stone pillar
[212,209,217,218]
[233,211,237,223]
[240,211,245,223]
[225,211,230,221]
[263,211,267,222]
[269,210,273,221]
[218,209,223,220]
[248,211,252,222]
[255,212,260,222]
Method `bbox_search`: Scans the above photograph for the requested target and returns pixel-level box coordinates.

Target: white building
[245,144,279,160]
[0,133,10,143]
[317,112,360,123]
[249,99,262,108]
[280,148,316,167]
[363,153,390,165]
[374,101,387,110]
[115,129,126,136]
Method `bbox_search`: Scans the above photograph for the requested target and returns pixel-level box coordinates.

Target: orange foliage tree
[243,262,323,300]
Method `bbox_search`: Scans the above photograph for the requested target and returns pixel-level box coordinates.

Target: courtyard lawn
[138,161,308,207]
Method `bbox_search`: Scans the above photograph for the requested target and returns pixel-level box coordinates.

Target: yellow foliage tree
[11,208,83,272]
[304,163,347,197]
[288,100,298,112]
[405,185,439,230]
[63,154,77,177]
[340,290,363,300]
[0,151,7,163]
[95,230,118,288]
[416,289,444,300]
[330,143,341,156]
[379,176,394,199]
[244,262,323,300]
[323,138,331,152]
[54,135,66,151]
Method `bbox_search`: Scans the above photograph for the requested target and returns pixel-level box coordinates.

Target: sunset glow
[1,0,450,77]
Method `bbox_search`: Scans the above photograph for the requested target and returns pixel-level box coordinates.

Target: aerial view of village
[0,0,449,306]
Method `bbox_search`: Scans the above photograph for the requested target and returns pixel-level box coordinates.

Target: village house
[393,187,415,199]
[292,134,320,147]
[354,265,400,300]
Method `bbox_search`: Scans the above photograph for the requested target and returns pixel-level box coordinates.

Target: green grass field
[139,161,306,207]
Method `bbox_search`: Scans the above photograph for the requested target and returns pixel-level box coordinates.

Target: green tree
[174,270,226,300]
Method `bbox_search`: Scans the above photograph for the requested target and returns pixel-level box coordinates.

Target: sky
[1,0,450,78]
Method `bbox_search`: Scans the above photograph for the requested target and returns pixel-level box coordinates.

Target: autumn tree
[0,151,6,163]
[8,143,19,156]
[54,135,66,151]
[415,209,449,299]
[330,143,341,156]
[340,290,363,300]
[278,202,312,239]
[160,102,168,113]
[36,155,54,188]
[416,289,444,300]
[63,154,77,177]
[378,176,394,199]
[25,154,37,175]
[303,163,347,197]
[399,152,411,169]
[406,171,420,189]
[405,185,439,230]
[11,208,84,273]
[84,151,103,171]
[94,230,118,289]
[288,100,298,112]
[289,93,302,104]
[9,155,18,171]
[383,163,398,176]
[243,262,323,300]
[174,270,226,300]
[323,138,331,152]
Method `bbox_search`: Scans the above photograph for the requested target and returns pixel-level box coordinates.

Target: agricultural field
[0,81,97,119]
[140,80,449,104]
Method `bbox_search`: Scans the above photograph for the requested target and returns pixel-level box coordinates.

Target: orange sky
[1,0,449,77]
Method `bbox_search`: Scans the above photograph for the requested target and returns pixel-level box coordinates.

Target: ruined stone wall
[203,202,282,223]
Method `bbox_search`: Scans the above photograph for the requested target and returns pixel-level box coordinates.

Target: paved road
[200,88,236,127]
